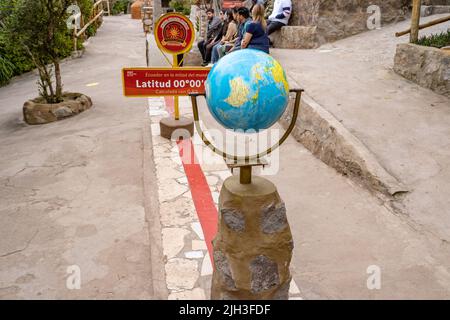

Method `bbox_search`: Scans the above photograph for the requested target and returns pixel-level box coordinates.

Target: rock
[211,176,294,300]
[23,92,92,125]
[221,207,245,232]
[250,255,280,293]
[394,43,450,98]
[272,278,291,300]
[53,106,73,118]
[290,0,407,45]
[183,49,203,66]
[261,202,288,234]
[213,251,237,290]
[271,26,319,49]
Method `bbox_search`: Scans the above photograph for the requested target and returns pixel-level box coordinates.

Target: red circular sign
[155,13,195,55]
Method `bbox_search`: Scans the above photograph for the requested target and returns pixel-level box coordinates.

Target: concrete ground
[0,16,166,299]
[195,97,450,299]
[272,15,450,245]
[266,15,450,298]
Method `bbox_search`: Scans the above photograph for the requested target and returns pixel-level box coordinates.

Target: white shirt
[268,0,292,25]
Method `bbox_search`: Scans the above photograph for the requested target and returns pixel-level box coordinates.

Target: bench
[270,26,320,49]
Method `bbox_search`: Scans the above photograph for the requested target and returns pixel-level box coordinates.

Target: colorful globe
[205,49,289,132]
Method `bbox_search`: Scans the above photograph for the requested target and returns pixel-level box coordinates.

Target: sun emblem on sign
[168,26,181,39]
[157,15,192,51]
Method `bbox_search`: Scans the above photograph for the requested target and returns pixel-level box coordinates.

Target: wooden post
[106,0,111,16]
[173,54,180,120]
[395,14,450,37]
[410,0,422,43]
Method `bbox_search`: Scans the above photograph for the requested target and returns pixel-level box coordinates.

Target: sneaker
[206,63,213,67]
[201,61,209,67]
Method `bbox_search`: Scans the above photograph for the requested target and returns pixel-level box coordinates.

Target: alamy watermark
[66,265,81,290]
[66,4,81,30]
[171,122,281,176]
[367,5,382,30]
[367,265,381,290]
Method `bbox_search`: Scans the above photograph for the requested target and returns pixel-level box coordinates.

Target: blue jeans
[211,43,222,64]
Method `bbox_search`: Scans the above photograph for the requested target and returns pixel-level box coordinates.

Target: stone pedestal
[211,175,293,300]
[159,116,194,140]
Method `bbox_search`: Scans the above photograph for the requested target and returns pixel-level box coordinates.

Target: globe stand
[190,89,303,300]
[226,158,268,185]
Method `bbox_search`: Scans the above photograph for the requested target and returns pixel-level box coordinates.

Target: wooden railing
[72,0,106,52]
[395,0,450,42]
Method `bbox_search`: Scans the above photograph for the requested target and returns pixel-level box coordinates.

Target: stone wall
[394,43,450,98]
[423,0,450,5]
[288,0,408,45]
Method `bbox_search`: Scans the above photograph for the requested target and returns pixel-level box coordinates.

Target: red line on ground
[177,139,218,265]
[163,96,218,265]
[164,96,175,115]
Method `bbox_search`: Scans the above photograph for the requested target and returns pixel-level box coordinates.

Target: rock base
[292,0,407,44]
[23,92,93,125]
[271,26,319,49]
[159,116,194,140]
[211,175,293,300]
[183,48,203,66]
[394,43,450,98]
[421,5,450,17]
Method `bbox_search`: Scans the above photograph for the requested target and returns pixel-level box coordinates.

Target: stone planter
[23,92,93,125]
[394,43,450,98]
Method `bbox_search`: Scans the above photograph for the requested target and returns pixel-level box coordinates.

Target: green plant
[416,30,450,48]
[4,0,74,103]
[169,0,191,15]
[0,0,98,87]
[0,0,35,84]
[0,54,14,86]
[112,0,129,15]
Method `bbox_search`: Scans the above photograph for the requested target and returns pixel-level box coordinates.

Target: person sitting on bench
[266,0,291,35]
[197,8,222,66]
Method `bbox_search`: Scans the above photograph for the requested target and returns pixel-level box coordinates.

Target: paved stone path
[0,16,165,299]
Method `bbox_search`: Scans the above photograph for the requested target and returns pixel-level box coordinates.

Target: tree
[5,0,74,103]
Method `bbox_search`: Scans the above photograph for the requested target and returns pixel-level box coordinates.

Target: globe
[205,49,289,132]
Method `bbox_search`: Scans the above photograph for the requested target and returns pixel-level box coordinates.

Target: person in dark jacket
[197,8,222,66]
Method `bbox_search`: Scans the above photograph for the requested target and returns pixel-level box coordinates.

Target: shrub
[169,0,191,16]
[5,0,74,103]
[416,30,450,49]
[0,54,14,86]
[112,0,129,15]
[0,0,96,87]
